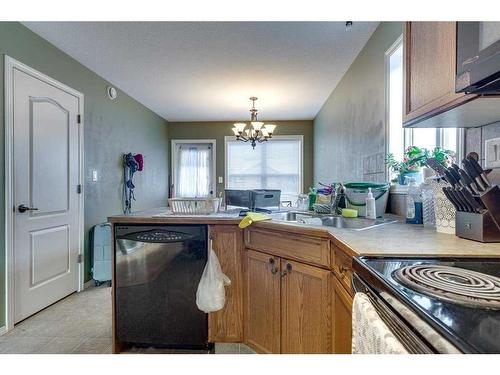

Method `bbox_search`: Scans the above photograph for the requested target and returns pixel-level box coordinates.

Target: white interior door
[172,141,215,198]
[12,67,81,323]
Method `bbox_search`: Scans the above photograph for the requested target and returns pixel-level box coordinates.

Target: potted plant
[386,146,428,185]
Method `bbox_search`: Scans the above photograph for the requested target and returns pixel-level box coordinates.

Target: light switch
[92,170,98,182]
[485,137,500,169]
[218,176,223,184]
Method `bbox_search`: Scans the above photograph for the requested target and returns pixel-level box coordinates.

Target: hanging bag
[196,239,231,313]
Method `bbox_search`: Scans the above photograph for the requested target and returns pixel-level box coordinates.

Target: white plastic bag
[196,242,231,313]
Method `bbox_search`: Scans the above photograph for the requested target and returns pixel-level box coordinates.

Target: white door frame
[171,139,217,197]
[3,56,85,332]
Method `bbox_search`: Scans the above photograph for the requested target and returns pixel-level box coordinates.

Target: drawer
[245,228,330,268]
[332,247,353,295]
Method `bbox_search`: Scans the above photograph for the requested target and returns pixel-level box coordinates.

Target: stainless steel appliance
[115,224,209,349]
[456,22,500,93]
[353,256,500,353]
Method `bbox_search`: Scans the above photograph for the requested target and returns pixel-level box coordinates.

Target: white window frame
[171,139,217,197]
[224,135,304,198]
[384,36,465,180]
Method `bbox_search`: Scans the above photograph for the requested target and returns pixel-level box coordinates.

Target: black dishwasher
[115,224,209,349]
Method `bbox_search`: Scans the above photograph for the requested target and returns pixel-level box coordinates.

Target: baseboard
[0,325,6,336]
[83,280,94,289]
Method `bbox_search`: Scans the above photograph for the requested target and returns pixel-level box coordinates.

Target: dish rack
[168,197,221,215]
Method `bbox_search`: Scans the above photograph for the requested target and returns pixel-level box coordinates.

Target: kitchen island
[108,208,500,354]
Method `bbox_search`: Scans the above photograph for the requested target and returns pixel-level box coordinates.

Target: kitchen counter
[108,208,500,258]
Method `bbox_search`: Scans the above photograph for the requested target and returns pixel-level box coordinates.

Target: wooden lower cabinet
[243,249,281,353]
[281,259,332,353]
[243,248,332,354]
[332,276,353,354]
[208,225,244,342]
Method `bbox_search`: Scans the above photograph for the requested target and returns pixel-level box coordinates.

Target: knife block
[456,211,500,243]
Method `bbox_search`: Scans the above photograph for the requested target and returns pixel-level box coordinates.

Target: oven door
[456,22,500,93]
[352,273,435,354]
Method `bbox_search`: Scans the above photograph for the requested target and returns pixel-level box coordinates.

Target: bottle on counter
[406,177,423,224]
[308,187,317,211]
[365,187,376,219]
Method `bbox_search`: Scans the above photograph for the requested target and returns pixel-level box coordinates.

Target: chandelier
[232,97,277,149]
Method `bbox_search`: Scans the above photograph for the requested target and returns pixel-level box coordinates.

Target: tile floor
[0,285,112,354]
[0,285,255,354]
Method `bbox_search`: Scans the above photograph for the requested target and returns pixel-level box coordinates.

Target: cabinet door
[332,276,353,354]
[281,259,332,354]
[243,249,281,353]
[208,225,244,342]
[404,22,466,126]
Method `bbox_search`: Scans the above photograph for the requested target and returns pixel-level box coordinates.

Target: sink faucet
[331,183,345,215]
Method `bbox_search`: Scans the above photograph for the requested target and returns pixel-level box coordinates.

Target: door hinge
[77,184,82,194]
[77,114,81,124]
[77,254,83,264]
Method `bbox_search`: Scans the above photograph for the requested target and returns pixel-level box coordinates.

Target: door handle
[18,204,38,213]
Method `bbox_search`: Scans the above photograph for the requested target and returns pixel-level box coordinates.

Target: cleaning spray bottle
[365,187,376,219]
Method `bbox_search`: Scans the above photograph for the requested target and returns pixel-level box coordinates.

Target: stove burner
[393,264,500,309]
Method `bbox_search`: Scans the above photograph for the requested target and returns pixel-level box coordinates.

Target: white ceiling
[23,22,378,122]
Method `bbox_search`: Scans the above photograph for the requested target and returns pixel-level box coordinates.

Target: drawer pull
[339,266,350,276]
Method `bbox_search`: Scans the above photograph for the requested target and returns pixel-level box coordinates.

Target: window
[386,37,463,178]
[225,136,303,202]
[172,141,215,197]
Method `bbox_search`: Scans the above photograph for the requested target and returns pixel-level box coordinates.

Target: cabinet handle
[269,258,278,275]
[281,263,292,277]
[339,266,349,277]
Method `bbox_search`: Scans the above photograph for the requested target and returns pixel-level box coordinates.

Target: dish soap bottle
[365,187,376,219]
[406,178,423,224]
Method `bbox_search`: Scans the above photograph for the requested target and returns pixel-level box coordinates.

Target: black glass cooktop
[353,257,500,354]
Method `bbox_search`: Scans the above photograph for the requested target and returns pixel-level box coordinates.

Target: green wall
[168,120,314,196]
[0,22,170,328]
[314,22,402,183]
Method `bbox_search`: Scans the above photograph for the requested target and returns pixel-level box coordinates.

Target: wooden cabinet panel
[281,259,332,353]
[208,225,244,342]
[245,228,330,268]
[332,276,353,354]
[404,21,466,126]
[331,246,353,296]
[243,249,281,353]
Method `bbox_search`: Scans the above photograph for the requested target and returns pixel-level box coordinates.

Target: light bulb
[264,124,276,134]
[251,121,264,131]
[234,123,247,133]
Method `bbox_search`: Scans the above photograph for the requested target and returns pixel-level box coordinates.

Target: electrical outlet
[92,169,98,182]
[485,137,500,169]
[218,176,223,184]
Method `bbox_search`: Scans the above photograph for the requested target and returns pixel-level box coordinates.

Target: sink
[271,211,397,231]
[318,216,397,231]
[270,211,316,221]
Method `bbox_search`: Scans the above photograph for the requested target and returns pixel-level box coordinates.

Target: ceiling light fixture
[232,97,276,149]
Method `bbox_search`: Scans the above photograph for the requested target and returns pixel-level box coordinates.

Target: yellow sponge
[341,208,358,218]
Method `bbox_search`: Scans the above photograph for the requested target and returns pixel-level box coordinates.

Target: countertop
[108,208,500,258]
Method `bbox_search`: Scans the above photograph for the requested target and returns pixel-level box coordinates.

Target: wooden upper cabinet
[208,225,244,343]
[403,22,466,127]
[243,249,281,353]
[332,276,353,354]
[281,259,332,354]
